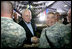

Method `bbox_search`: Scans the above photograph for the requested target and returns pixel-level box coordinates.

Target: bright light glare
[64,5,68,7]
[39,12,46,21]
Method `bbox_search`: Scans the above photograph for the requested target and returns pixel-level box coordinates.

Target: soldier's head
[1,1,13,18]
[67,8,71,23]
[55,12,60,21]
[46,12,56,26]
[22,9,32,23]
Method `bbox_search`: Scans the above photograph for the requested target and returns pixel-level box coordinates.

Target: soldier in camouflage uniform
[65,8,71,48]
[1,1,26,48]
[39,12,71,48]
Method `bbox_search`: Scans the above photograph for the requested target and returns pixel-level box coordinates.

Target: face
[68,9,71,22]
[22,11,32,23]
[46,14,56,26]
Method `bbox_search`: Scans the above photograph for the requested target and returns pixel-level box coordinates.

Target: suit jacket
[19,20,37,44]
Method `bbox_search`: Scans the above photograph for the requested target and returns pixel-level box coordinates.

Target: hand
[31,36,39,44]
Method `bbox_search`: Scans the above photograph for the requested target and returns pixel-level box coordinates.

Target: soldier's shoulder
[42,27,48,31]
[54,23,71,36]
[1,21,26,39]
[9,22,24,30]
[66,23,71,27]
[54,22,67,29]
[59,23,70,30]
[4,22,25,35]
[57,22,66,26]
[54,23,69,32]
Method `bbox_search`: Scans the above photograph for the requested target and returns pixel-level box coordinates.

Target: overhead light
[30,5,33,8]
[27,4,29,9]
[39,16,45,21]
[64,5,68,7]
[27,5,33,9]
[39,12,46,21]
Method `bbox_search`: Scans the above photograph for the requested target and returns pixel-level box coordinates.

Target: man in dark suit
[19,9,38,45]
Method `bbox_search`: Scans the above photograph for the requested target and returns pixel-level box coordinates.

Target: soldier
[1,1,26,48]
[65,8,71,48]
[54,12,63,23]
[67,8,71,27]
[39,12,71,48]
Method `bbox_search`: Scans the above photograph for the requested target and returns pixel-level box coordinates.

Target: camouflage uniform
[39,22,71,48]
[65,23,71,48]
[66,23,71,28]
[1,17,26,48]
